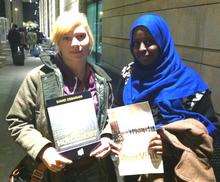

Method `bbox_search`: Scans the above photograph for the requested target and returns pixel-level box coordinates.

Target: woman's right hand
[41,147,72,172]
[90,137,121,159]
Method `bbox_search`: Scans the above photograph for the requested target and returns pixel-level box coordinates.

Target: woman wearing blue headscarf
[114,13,218,181]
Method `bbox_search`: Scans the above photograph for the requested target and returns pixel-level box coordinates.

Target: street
[0,53,42,181]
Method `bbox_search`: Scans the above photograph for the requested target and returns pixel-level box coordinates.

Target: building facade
[4,0,23,28]
[39,0,79,37]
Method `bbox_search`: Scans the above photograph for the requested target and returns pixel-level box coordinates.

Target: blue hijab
[123,13,216,135]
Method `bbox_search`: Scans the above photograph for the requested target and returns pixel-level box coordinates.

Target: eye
[133,40,152,48]
[62,36,72,41]
[76,33,86,41]
[143,40,151,46]
[133,41,140,48]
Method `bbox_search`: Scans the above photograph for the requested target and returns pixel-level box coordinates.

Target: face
[132,27,160,66]
[58,25,90,61]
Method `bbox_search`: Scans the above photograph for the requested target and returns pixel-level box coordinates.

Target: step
[2,48,10,51]
[0,56,6,59]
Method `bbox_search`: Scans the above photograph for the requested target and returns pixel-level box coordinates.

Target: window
[87,0,102,63]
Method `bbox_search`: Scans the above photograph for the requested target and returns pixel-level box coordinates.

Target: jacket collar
[40,52,112,82]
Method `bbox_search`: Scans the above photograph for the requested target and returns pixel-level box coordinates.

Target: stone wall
[102,0,220,117]
[39,0,79,36]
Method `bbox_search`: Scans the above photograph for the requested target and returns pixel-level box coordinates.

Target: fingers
[148,134,163,155]
[46,156,72,172]
[149,137,162,147]
[41,147,72,172]
[109,141,121,155]
[149,145,163,155]
[92,146,111,159]
[90,137,121,158]
[90,142,111,158]
[111,148,121,156]
[56,160,66,169]
[149,134,162,146]
[52,156,72,172]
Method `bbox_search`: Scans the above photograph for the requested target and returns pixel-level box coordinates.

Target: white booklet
[107,101,164,176]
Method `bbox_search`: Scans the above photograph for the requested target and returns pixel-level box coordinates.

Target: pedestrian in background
[7,24,21,64]
[19,27,28,50]
[18,27,27,60]
[26,28,37,55]
[36,28,44,44]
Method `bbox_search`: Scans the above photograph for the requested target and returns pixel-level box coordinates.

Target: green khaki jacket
[6,54,114,179]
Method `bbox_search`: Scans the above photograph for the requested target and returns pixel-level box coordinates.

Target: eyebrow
[62,33,72,37]
[73,32,86,35]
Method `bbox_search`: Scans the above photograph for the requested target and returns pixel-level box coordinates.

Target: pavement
[0,42,42,181]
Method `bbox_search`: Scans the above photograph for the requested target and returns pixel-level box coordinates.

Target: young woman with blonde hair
[7,11,117,182]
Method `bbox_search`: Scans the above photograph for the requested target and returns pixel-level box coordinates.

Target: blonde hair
[51,11,94,49]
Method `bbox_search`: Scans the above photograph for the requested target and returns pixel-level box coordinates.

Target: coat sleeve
[100,81,114,137]
[192,90,219,127]
[6,70,52,160]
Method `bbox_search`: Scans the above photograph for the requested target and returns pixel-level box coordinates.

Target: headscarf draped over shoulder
[123,13,216,135]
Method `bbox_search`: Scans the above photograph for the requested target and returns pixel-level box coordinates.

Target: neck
[64,57,87,83]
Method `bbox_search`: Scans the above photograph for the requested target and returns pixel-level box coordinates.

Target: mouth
[137,53,154,62]
[70,50,82,54]
[138,54,152,59]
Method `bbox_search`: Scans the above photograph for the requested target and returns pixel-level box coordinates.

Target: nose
[139,41,149,55]
[71,37,80,46]
[71,37,82,51]
[139,42,147,51]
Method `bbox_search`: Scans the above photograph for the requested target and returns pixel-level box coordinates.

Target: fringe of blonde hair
[50,11,94,50]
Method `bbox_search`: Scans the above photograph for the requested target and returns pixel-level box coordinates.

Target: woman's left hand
[148,133,163,156]
[90,137,121,159]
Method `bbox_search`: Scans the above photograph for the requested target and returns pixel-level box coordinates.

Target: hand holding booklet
[46,91,100,160]
[107,101,164,176]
